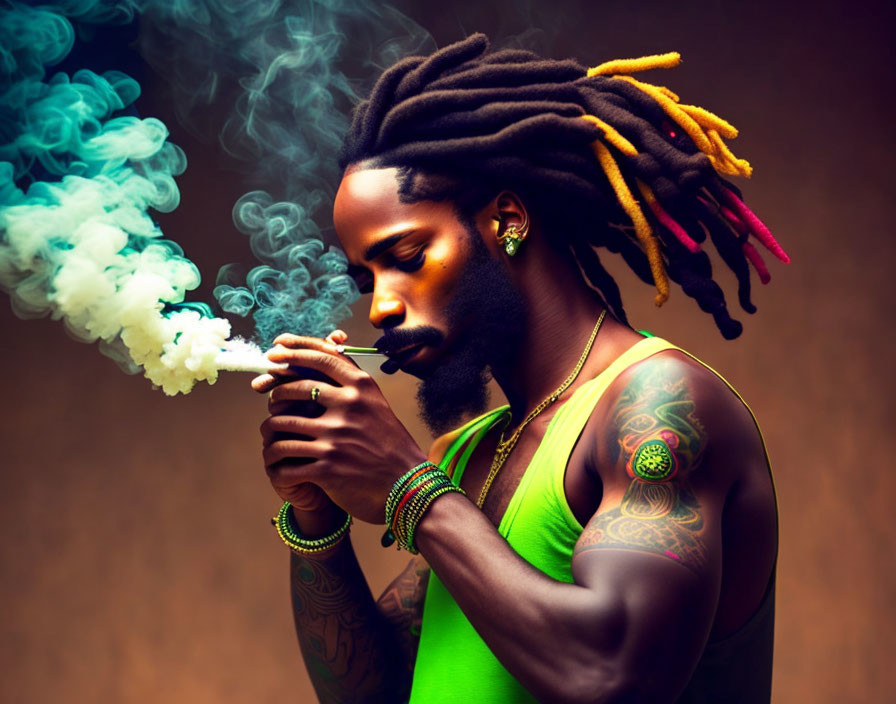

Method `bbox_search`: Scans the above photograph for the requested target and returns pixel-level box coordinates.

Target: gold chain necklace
[475,309,607,509]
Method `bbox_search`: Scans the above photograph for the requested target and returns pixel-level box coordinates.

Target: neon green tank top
[408,336,776,704]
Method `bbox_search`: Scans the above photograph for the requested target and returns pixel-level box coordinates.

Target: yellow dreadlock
[589,140,670,306]
[581,50,754,306]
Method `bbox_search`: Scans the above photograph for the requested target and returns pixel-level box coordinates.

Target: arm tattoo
[575,365,709,573]
[376,557,430,677]
[290,548,397,704]
[613,365,705,481]
[575,481,708,573]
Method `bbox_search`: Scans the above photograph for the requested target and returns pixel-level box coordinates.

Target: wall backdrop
[1,1,893,702]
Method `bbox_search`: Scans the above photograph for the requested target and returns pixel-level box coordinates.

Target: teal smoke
[0,0,433,392]
[136,0,434,347]
[0,1,237,396]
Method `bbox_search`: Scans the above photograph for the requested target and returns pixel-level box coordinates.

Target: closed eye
[391,248,426,273]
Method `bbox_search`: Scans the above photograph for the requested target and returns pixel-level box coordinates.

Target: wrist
[271,502,351,556]
[291,502,346,539]
[382,462,465,553]
[413,490,468,550]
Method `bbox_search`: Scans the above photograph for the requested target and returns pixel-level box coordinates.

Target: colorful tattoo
[575,481,708,573]
[575,363,709,572]
[613,364,706,480]
[631,438,677,481]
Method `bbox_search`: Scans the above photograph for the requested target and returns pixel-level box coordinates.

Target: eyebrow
[363,230,416,262]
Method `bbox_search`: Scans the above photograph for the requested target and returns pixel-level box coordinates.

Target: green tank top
[408,336,776,704]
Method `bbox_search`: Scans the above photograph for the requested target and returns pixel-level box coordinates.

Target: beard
[415,241,527,435]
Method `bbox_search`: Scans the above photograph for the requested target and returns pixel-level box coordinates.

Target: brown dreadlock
[339,34,789,338]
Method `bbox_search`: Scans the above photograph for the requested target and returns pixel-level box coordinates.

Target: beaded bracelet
[383,463,442,533]
[404,484,460,551]
[382,461,464,553]
[398,480,463,553]
[272,501,352,555]
[384,463,442,525]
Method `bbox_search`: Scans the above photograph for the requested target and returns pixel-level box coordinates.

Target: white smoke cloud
[0,3,278,395]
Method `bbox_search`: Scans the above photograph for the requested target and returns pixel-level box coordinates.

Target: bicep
[571,478,722,699]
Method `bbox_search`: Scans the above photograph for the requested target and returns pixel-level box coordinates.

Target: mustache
[373,326,444,355]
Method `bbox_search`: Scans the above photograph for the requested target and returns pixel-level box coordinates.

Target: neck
[489,251,609,421]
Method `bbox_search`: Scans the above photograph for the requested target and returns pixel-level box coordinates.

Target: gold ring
[310,387,321,403]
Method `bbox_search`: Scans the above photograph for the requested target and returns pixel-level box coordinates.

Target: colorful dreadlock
[339,34,789,338]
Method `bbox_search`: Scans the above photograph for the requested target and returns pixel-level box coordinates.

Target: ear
[493,191,529,236]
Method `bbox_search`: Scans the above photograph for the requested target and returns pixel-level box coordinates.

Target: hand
[255,331,427,524]
[252,330,347,521]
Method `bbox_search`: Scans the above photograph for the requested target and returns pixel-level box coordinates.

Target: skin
[252,166,778,703]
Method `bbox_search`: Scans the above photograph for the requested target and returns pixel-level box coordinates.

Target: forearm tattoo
[575,365,709,573]
[376,557,430,677]
[290,549,396,704]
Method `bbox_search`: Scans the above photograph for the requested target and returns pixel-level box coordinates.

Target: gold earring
[497,223,528,256]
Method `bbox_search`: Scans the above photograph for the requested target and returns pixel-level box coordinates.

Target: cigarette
[336,345,386,357]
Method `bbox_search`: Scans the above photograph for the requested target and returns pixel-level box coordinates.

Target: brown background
[1,1,893,701]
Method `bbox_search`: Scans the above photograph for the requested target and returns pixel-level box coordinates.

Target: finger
[269,378,344,407]
[252,373,275,392]
[325,329,348,344]
[271,334,338,354]
[267,347,362,386]
[266,462,320,493]
[263,439,328,469]
[252,368,304,393]
[260,414,330,446]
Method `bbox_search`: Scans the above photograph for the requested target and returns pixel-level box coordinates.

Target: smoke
[0,1,432,394]
[0,2,218,396]
[215,191,358,345]
[134,0,434,348]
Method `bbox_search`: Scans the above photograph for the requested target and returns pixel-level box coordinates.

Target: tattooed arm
[289,539,403,704]
[413,353,769,703]
[375,556,429,680]
[289,453,436,704]
[290,546,429,704]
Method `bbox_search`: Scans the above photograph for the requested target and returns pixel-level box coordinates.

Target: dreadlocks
[339,33,789,339]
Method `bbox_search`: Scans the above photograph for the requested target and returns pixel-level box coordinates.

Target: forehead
[333,166,403,232]
[333,166,458,260]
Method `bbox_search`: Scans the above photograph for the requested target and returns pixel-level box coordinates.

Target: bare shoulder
[589,346,767,492]
[572,343,777,637]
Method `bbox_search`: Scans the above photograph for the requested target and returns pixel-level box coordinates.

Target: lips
[375,326,446,376]
[388,343,425,366]
[380,342,428,375]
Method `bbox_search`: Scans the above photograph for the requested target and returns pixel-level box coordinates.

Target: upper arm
[570,354,735,699]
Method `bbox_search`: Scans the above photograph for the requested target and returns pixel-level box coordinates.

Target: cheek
[412,233,471,309]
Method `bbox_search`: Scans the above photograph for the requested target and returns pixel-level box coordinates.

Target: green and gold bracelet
[382,461,464,553]
[272,501,352,555]
[405,484,460,551]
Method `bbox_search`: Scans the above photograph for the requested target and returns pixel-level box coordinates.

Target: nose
[369,287,406,329]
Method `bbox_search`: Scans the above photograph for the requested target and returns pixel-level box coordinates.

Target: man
[253,34,783,703]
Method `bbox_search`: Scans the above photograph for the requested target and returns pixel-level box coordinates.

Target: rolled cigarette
[336,345,386,357]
